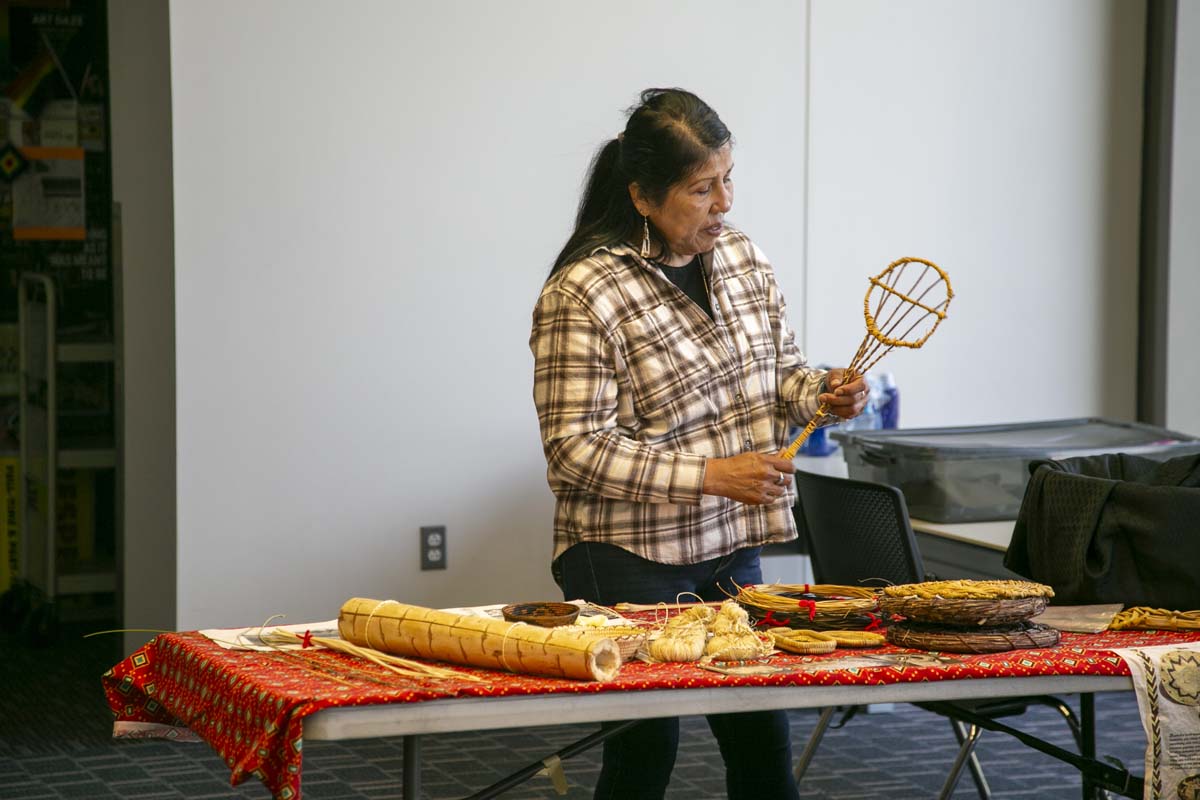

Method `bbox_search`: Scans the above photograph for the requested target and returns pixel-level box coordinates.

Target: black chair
[791,470,1082,800]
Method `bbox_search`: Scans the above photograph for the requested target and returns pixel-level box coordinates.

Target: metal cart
[3,272,119,643]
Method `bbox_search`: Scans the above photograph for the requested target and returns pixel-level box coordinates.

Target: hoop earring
[641,215,651,259]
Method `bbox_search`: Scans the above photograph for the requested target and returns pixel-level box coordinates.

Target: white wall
[168,0,807,628]
[108,0,175,651]
[1167,2,1200,436]
[805,0,1145,428]
[164,1,1153,630]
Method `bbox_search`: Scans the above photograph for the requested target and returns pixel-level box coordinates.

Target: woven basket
[609,633,648,662]
[736,584,882,631]
[878,595,1048,627]
[745,602,881,631]
[501,602,580,627]
[559,626,649,661]
[886,621,1060,654]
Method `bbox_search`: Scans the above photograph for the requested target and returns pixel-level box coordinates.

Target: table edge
[303,674,1133,741]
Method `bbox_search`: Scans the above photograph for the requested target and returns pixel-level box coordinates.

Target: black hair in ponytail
[550,88,732,277]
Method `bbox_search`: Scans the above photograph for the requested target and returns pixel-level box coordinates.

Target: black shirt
[659,255,714,320]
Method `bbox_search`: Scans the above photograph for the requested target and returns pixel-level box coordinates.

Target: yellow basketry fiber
[734,583,880,630]
[769,628,886,651]
[705,630,775,662]
[818,629,886,648]
[734,583,878,614]
[1109,607,1200,631]
[882,580,1054,600]
[738,583,878,602]
[647,601,774,663]
[648,617,707,663]
[768,629,837,655]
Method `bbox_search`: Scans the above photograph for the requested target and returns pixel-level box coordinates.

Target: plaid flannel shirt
[531,227,827,565]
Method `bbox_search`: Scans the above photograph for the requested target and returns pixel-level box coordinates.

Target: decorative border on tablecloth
[1133,648,1164,798]
[113,721,202,741]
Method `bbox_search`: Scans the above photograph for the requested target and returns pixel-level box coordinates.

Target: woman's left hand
[819,369,870,420]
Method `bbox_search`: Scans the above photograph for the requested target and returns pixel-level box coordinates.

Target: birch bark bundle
[337,598,621,682]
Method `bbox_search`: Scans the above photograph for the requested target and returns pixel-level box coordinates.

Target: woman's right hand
[702,452,795,505]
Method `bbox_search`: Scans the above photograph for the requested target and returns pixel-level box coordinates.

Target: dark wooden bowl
[501,602,580,628]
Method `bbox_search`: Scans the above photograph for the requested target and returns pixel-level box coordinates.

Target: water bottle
[796,424,836,456]
[797,371,896,453]
[843,373,883,433]
[797,365,839,456]
[879,372,900,429]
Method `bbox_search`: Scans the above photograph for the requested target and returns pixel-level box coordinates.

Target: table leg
[918,699,1138,799]
[404,734,421,800]
[793,706,835,782]
[460,720,640,800]
[939,720,987,800]
[1080,693,1095,800]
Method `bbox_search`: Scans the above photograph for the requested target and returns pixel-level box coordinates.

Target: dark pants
[556,542,800,800]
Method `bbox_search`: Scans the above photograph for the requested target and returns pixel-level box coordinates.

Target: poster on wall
[11,145,85,239]
[0,0,110,334]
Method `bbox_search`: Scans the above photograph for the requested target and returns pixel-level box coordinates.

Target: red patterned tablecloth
[103,626,1200,799]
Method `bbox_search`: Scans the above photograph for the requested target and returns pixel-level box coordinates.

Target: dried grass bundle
[649,621,707,663]
[262,628,484,682]
[702,602,773,661]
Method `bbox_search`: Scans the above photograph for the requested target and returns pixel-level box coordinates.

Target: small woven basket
[878,595,1048,627]
[557,625,650,661]
[501,602,580,627]
[886,621,1060,654]
[608,633,648,662]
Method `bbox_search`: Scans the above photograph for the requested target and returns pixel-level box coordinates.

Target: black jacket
[1005,452,1200,609]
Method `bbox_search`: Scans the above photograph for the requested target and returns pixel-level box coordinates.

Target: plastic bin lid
[829,417,1200,459]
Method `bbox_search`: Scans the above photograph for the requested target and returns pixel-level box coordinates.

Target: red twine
[796,599,817,621]
[300,630,314,649]
[755,610,782,628]
[864,613,882,632]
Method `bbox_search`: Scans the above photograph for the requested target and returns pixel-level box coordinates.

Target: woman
[529,88,868,800]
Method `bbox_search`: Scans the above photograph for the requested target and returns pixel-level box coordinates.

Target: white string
[364,599,402,651]
[499,621,528,673]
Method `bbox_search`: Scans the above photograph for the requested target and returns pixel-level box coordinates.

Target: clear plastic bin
[831,418,1200,522]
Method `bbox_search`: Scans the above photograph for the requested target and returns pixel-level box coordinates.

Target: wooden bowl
[501,602,580,627]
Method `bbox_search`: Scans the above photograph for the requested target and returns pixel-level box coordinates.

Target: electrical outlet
[420,525,447,570]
